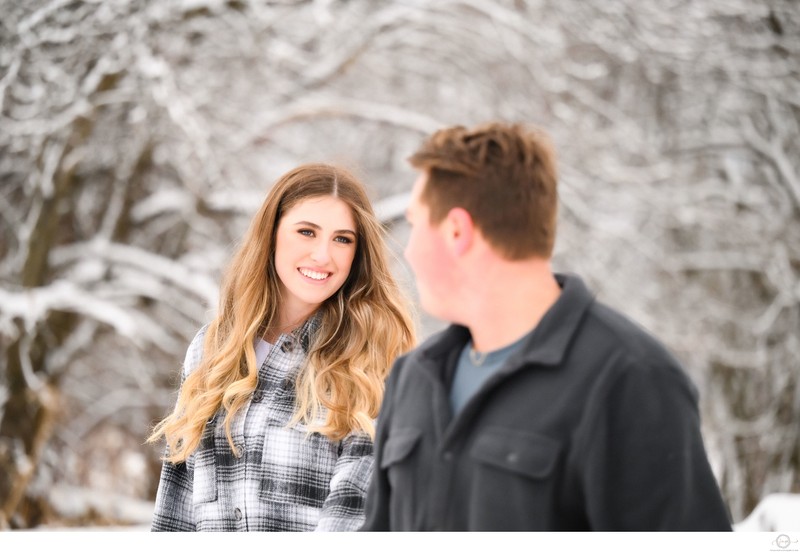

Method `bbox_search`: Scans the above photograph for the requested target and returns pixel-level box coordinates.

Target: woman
[147,163,416,531]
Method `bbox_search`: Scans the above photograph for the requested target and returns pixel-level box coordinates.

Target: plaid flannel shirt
[151,315,374,531]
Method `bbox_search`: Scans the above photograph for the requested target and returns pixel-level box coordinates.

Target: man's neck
[464,261,561,353]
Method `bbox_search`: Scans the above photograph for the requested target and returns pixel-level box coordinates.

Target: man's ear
[444,207,474,256]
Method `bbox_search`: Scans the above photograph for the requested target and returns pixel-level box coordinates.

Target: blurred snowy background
[0,0,798,531]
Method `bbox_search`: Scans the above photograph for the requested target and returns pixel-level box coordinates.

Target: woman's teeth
[299,268,329,280]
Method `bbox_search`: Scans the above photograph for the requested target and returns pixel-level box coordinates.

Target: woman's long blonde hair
[148,163,416,463]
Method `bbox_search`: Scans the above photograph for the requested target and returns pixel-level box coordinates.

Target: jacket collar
[415,273,595,369]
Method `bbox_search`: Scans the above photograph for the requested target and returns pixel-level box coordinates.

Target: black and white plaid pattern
[151,315,374,531]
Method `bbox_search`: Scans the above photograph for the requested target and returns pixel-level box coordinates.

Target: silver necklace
[469,346,488,366]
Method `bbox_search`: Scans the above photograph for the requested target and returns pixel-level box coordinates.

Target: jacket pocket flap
[380,428,422,468]
[470,429,560,479]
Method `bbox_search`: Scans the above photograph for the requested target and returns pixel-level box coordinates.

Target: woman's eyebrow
[293,221,356,236]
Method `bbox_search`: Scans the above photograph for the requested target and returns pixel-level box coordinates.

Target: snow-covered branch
[0,280,177,351]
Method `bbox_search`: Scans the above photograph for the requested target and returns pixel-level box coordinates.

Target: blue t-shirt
[450,330,531,415]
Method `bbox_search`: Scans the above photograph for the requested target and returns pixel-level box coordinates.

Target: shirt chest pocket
[469,428,560,480]
[191,420,219,505]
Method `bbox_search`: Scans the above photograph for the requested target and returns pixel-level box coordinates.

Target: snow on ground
[733,493,800,532]
[19,492,800,532]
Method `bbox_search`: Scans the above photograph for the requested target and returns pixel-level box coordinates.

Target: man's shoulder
[557,273,662,351]
[578,298,683,370]
[392,329,439,367]
[580,299,695,386]
[388,326,456,378]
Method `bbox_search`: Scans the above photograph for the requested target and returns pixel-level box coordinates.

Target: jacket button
[234,507,242,520]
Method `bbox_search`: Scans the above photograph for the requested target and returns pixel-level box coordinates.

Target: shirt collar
[278,311,322,354]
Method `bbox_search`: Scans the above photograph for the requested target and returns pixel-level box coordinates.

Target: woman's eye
[334,235,354,244]
[298,229,314,237]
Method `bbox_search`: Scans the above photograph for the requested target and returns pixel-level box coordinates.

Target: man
[361,121,732,531]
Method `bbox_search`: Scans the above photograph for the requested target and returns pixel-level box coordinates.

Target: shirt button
[443,451,453,461]
[234,507,242,520]
[252,389,264,403]
[506,452,519,463]
[234,443,244,457]
[281,338,295,352]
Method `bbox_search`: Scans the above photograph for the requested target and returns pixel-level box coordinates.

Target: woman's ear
[444,207,474,256]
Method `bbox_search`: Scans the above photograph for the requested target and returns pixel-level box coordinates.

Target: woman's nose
[310,240,331,264]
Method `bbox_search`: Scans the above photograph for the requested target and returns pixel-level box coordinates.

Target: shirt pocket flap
[470,429,560,479]
[380,428,422,469]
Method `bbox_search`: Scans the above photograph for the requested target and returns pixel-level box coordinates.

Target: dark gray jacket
[361,273,732,531]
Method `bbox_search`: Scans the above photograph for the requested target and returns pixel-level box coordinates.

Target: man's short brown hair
[408,121,558,260]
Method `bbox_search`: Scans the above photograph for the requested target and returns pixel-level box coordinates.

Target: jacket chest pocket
[380,427,423,524]
[381,428,421,466]
[469,428,560,480]
[380,428,421,488]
